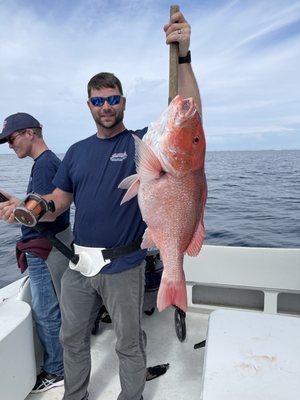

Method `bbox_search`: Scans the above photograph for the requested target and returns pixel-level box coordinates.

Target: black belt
[102,237,143,261]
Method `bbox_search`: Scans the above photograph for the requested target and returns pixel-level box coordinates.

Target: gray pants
[60,261,146,400]
[46,225,73,301]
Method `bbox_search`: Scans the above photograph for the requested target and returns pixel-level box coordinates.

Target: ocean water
[0,150,299,288]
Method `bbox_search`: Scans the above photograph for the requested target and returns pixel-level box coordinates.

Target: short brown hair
[31,127,43,138]
[87,72,123,97]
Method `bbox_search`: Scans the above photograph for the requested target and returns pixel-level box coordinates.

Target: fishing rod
[0,191,79,265]
[169,4,179,105]
[9,192,143,277]
[34,223,79,264]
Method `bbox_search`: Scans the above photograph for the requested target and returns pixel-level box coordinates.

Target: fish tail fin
[157,271,187,312]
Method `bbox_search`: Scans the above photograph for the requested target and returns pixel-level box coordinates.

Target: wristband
[178,50,191,64]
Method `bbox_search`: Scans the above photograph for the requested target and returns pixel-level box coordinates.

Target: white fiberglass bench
[201,309,300,400]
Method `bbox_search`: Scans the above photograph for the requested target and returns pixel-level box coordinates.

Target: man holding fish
[38,9,206,400]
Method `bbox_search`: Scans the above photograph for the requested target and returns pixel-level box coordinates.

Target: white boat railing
[185,245,300,315]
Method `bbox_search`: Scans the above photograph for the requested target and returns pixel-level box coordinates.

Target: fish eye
[193,136,200,144]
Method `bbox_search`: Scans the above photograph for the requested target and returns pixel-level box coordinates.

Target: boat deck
[4,244,299,400]
[25,308,208,400]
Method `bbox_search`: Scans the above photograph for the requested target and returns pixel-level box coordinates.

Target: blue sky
[0,0,299,153]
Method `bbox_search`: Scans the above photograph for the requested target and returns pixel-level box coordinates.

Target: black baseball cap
[0,112,42,144]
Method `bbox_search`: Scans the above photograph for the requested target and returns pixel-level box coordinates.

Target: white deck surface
[25,308,208,400]
[202,309,300,400]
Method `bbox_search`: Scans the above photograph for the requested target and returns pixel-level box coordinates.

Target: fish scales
[119,95,207,312]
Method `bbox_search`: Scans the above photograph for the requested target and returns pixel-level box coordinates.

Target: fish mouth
[176,97,197,124]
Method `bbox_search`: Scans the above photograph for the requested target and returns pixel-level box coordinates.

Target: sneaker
[146,363,170,381]
[31,371,64,393]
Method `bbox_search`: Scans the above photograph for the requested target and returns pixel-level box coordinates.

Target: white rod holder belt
[102,237,143,260]
[69,238,143,277]
[69,245,111,277]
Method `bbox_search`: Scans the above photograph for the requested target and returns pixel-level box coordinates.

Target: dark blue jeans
[26,252,64,376]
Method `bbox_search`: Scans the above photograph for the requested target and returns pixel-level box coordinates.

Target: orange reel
[14,193,55,227]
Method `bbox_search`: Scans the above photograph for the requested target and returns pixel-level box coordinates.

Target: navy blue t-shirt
[53,129,148,274]
[21,150,70,242]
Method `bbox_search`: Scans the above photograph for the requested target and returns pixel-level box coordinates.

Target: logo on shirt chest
[110,151,128,162]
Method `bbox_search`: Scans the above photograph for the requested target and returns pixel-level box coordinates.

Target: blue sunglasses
[89,95,122,107]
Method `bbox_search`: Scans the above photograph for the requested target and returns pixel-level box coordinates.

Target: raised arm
[164,11,202,117]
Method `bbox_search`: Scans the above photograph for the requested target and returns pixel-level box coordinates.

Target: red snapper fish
[119,95,207,312]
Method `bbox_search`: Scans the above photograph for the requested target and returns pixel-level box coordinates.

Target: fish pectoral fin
[132,134,162,181]
[120,178,140,205]
[118,174,139,190]
[185,177,207,256]
[141,228,156,249]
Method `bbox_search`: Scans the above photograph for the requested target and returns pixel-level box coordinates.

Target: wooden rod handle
[168,5,180,105]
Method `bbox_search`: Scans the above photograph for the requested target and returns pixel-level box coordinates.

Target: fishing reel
[14,192,55,227]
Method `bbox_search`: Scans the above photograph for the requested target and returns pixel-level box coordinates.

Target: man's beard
[93,109,124,130]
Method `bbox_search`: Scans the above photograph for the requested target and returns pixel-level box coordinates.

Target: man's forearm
[164,11,202,116]
[41,189,73,222]
[178,63,202,118]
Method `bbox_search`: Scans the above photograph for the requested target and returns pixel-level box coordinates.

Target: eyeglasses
[89,95,122,107]
[8,129,28,145]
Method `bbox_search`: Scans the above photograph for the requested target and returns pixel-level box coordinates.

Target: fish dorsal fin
[118,174,140,205]
[133,134,162,181]
[185,176,208,257]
